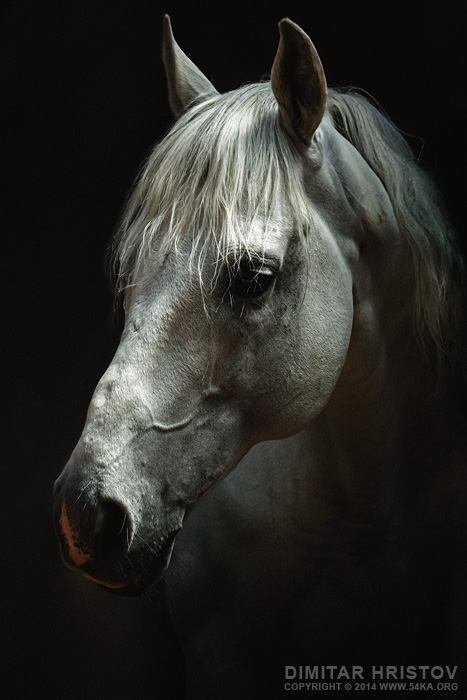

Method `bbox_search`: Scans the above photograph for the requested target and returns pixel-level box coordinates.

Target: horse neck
[289,249,461,543]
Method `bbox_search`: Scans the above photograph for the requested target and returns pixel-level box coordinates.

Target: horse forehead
[234,217,294,254]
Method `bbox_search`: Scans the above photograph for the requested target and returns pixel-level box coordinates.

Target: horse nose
[87,500,130,556]
[55,492,132,575]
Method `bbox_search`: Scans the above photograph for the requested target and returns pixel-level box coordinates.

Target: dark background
[2,1,466,698]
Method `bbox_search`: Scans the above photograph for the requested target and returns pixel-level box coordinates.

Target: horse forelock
[113,82,311,293]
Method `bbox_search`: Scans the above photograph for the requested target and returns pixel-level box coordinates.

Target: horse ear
[271,18,327,146]
[162,15,219,117]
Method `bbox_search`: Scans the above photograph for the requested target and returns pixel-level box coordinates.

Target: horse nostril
[92,501,131,557]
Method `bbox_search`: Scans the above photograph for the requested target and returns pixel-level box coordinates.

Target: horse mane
[113,81,465,375]
[326,89,465,375]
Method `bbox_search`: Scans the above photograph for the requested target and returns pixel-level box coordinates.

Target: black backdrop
[2,1,466,698]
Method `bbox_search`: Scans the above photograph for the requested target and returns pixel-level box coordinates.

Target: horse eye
[231,259,276,299]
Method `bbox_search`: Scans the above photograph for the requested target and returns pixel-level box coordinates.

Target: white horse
[55,16,466,698]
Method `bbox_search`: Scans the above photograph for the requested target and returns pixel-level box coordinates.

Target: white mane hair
[114,83,311,289]
[326,89,465,372]
[113,81,465,374]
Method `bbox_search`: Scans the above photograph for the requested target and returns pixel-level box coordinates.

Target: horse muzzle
[53,470,177,596]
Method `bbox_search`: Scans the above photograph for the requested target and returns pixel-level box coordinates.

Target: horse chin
[97,576,153,597]
[96,530,178,597]
[94,566,165,597]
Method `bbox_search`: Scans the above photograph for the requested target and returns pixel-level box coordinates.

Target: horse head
[54,17,400,593]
